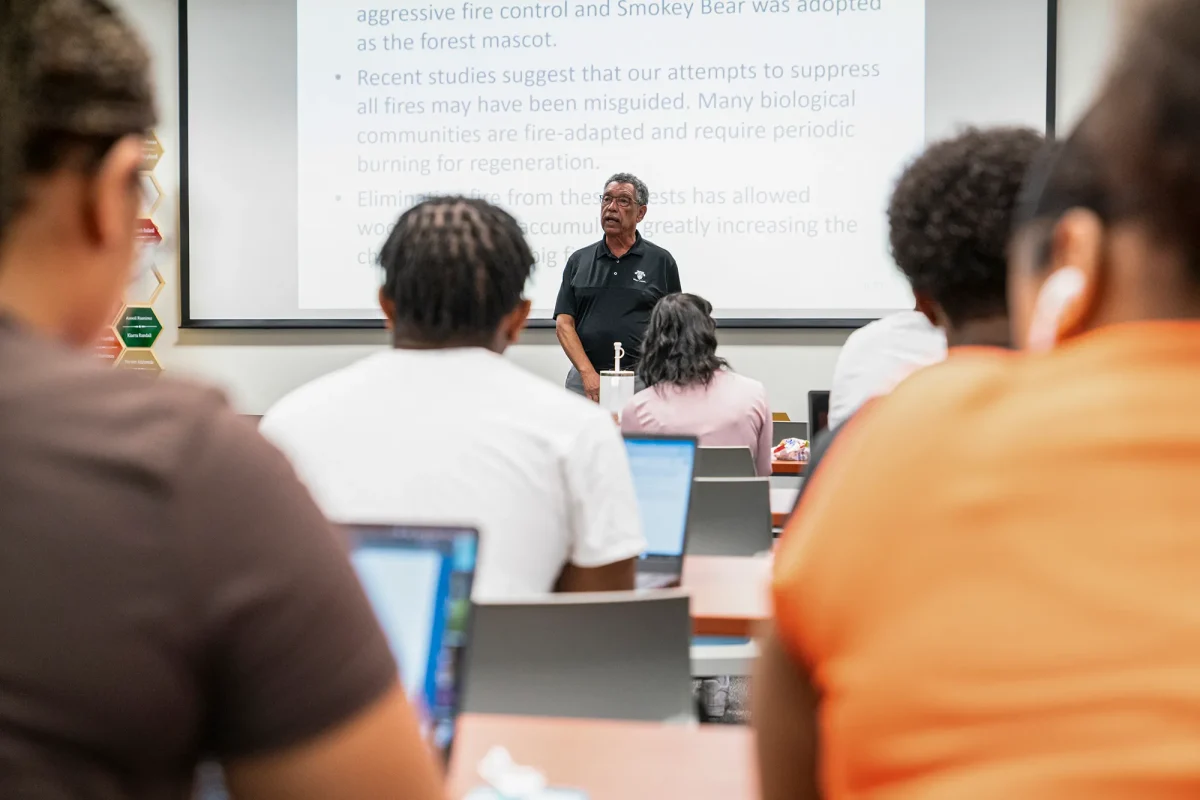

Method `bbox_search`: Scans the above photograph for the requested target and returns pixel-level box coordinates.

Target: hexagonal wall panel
[116,349,162,375]
[140,172,163,216]
[142,132,163,171]
[116,306,163,349]
[94,328,124,365]
[127,245,166,306]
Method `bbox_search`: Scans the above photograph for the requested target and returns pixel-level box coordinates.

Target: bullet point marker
[335,74,341,80]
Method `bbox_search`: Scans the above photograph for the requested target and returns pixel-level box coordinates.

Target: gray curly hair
[604,172,649,206]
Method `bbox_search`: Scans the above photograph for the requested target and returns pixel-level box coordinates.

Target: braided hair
[379,196,536,344]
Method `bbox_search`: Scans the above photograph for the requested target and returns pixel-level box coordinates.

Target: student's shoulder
[851,348,1015,441]
[718,370,769,406]
[18,351,247,484]
[260,357,378,432]
[495,359,619,435]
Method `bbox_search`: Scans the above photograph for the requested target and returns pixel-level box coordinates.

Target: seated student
[262,197,646,599]
[0,2,442,798]
[803,126,1044,487]
[827,310,945,431]
[826,127,1044,431]
[621,293,772,476]
[757,3,1200,795]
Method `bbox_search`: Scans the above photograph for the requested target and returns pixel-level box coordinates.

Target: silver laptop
[624,434,698,589]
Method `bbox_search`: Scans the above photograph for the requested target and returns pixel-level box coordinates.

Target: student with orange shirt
[756,2,1200,796]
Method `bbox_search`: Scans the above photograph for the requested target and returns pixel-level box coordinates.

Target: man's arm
[179,408,444,799]
[555,557,636,592]
[754,627,821,800]
[555,314,600,402]
[553,258,601,401]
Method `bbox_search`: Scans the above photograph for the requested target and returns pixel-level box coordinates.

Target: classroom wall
[114,0,1124,416]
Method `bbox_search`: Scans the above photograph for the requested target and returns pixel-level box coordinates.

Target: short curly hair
[887,127,1044,325]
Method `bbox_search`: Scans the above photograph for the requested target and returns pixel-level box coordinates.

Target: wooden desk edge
[771,460,807,476]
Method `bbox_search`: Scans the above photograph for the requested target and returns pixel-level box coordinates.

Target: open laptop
[191,525,477,798]
[624,434,698,589]
[346,524,478,762]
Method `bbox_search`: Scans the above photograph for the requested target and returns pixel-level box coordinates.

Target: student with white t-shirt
[826,127,1045,432]
[261,197,647,599]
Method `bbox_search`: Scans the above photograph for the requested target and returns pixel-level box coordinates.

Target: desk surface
[771,459,807,476]
[683,555,771,637]
[771,487,798,528]
[448,714,756,800]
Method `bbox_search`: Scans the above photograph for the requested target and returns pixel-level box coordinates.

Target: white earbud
[1026,266,1086,352]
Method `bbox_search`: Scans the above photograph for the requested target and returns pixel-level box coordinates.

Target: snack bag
[772,437,809,462]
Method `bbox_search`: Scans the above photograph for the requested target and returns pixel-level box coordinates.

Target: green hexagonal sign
[116,306,163,349]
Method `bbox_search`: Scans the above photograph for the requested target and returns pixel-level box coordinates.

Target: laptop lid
[808,390,831,438]
[346,524,478,762]
[624,434,698,558]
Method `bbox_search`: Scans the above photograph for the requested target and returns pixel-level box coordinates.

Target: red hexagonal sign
[94,328,124,365]
[135,219,162,245]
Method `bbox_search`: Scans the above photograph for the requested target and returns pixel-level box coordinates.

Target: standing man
[555,173,681,400]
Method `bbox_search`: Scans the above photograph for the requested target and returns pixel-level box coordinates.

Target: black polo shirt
[553,232,681,372]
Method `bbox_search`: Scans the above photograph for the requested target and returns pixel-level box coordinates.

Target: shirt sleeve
[563,414,648,567]
[755,390,774,478]
[553,258,578,319]
[177,407,399,758]
[665,254,682,294]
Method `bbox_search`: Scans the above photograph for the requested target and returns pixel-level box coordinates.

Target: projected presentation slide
[182,0,1050,325]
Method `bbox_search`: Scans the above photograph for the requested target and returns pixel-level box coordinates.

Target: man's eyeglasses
[602,194,638,209]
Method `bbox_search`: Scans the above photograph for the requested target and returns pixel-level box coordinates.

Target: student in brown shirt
[0,2,443,798]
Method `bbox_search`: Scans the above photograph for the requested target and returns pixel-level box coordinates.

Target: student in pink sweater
[621,294,773,476]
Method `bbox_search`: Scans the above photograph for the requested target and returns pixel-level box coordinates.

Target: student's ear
[913,293,943,328]
[636,205,648,224]
[1032,209,1104,348]
[90,135,143,250]
[377,287,396,331]
[503,300,532,345]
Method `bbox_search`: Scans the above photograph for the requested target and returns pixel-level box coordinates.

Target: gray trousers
[565,366,646,396]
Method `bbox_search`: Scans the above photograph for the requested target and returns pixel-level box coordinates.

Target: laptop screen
[624,436,698,557]
[347,525,477,761]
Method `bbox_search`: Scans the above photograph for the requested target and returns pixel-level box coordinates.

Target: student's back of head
[0,3,443,798]
[378,196,535,351]
[888,125,1045,348]
[1009,0,1200,344]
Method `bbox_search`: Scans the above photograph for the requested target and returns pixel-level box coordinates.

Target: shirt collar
[598,230,645,260]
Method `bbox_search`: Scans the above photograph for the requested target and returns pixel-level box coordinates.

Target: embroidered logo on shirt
[634,270,647,282]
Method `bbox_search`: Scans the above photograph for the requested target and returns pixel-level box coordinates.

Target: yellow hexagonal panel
[127,245,166,306]
[142,132,164,171]
[116,349,162,374]
[139,172,163,216]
